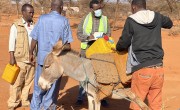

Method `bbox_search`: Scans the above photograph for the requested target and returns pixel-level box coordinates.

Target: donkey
[38,40,149,110]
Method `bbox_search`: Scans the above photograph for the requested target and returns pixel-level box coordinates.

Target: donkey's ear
[52,40,63,56]
[44,53,54,68]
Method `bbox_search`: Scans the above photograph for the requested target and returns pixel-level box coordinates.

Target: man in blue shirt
[29,0,73,109]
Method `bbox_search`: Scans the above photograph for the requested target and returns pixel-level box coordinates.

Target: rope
[112,90,133,102]
[80,57,89,85]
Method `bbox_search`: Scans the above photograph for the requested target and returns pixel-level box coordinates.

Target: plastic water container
[86,37,116,58]
[2,64,20,84]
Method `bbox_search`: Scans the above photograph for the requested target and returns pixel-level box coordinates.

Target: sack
[114,51,132,84]
[2,64,20,84]
[90,53,119,84]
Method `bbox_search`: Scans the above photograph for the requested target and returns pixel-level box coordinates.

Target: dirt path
[0,15,180,110]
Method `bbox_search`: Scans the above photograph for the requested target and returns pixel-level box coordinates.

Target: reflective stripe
[81,42,88,50]
[99,15,107,33]
[102,16,107,33]
[83,13,91,36]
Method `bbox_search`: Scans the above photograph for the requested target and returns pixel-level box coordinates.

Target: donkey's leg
[87,94,95,110]
[111,89,149,110]
[125,90,149,110]
[94,100,100,110]
[94,95,100,110]
[82,82,95,110]
[86,84,100,110]
[111,89,129,99]
[87,94,101,110]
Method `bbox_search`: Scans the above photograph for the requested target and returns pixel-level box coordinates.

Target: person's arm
[62,19,74,51]
[9,24,17,65]
[9,52,16,65]
[29,39,37,55]
[29,17,41,64]
[29,39,37,65]
[77,16,91,41]
[161,14,173,29]
[116,18,133,52]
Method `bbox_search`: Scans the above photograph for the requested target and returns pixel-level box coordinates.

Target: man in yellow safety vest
[77,0,111,57]
[76,0,111,107]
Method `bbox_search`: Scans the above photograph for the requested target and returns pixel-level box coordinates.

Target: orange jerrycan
[2,64,20,84]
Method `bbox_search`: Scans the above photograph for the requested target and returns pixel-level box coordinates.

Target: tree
[113,0,120,31]
[127,0,132,3]
[15,0,21,18]
[30,0,34,7]
[165,0,180,19]
[166,0,173,12]
[38,0,45,14]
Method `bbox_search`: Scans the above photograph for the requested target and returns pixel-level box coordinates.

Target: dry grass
[0,0,11,14]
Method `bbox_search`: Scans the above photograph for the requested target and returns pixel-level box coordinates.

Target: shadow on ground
[57,76,130,110]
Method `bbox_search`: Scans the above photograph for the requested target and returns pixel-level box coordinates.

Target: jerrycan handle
[9,63,19,69]
[13,63,18,67]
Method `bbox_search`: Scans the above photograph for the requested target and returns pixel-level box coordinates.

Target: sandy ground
[0,14,180,110]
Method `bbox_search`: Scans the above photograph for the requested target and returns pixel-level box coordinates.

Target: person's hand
[88,34,94,40]
[29,54,35,66]
[63,43,71,51]
[9,57,16,66]
[111,47,116,52]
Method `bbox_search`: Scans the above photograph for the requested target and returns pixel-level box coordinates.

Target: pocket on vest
[14,44,24,58]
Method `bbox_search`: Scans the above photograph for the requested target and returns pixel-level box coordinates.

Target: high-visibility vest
[81,13,108,50]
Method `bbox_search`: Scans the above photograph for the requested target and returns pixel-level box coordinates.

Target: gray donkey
[38,40,149,110]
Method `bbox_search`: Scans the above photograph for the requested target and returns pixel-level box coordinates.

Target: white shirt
[9,18,34,52]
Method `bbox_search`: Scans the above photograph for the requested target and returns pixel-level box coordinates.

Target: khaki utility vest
[13,19,31,62]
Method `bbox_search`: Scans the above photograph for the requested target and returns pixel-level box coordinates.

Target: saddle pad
[90,53,119,84]
[114,51,132,84]
[96,83,114,101]
[96,80,130,101]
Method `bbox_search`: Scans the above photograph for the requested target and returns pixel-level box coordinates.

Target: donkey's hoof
[101,99,109,107]
[75,100,83,106]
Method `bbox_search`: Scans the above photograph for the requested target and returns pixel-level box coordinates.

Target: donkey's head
[38,40,65,90]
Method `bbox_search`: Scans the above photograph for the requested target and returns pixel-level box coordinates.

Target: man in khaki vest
[76,0,111,107]
[8,4,35,110]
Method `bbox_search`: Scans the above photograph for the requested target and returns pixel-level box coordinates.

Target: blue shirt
[30,11,73,65]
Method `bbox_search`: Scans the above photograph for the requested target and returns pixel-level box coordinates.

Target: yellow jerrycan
[86,37,116,58]
[2,64,20,84]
